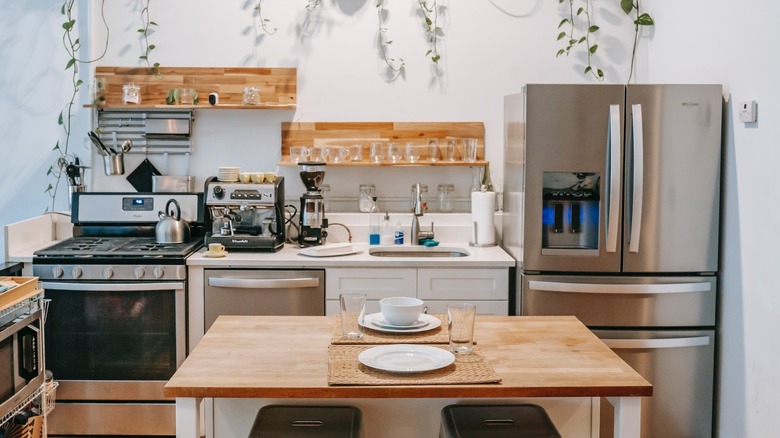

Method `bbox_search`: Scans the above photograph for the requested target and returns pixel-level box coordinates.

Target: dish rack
[0,279,57,438]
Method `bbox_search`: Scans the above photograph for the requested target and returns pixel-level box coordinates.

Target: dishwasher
[204,269,325,331]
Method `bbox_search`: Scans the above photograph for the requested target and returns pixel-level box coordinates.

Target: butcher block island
[165,315,651,438]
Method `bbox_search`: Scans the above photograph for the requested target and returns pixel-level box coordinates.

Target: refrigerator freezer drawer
[522,275,716,327]
[594,329,715,438]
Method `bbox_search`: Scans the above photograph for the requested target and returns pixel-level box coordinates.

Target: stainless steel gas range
[32,192,204,437]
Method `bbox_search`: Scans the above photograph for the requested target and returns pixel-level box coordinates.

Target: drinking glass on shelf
[404,143,421,163]
[370,142,385,163]
[387,142,403,163]
[427,139,440,162]
[329,146,348,163]
[463,138,478,162]
[311,146,327,162]
[243,86,260,105]
[347,144,363,162]
[180,88,196,105]
[289,146,310,163]
[443,139,457,161]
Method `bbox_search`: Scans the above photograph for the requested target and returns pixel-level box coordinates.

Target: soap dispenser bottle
[369,197,380,245]
[380,212,394,245]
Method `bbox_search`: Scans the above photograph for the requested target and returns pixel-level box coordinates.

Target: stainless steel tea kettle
[156,199,190,244]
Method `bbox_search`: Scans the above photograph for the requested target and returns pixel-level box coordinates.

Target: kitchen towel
[471,190,496,245]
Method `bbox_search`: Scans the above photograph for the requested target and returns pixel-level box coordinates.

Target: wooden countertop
[164,315,651,399]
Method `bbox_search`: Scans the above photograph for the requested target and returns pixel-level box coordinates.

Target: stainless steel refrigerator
[502,84,723,438]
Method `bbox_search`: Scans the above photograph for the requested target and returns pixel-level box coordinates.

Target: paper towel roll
[471,191,496,245]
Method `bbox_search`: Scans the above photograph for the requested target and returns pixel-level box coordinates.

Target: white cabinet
[325,267,508,316]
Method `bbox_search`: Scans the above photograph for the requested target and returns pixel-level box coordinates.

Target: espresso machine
[298,162,328,247]
[204,176,285,251]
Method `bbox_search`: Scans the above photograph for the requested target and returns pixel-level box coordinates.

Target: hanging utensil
[88,131,112,156]
[120,139,133,154]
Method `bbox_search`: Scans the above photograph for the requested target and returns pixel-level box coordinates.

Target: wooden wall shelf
[279,121,486,166]
[91,66,296,109]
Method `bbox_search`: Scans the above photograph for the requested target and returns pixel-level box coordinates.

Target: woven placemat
[331,314,449,345]
[328,344,501,386]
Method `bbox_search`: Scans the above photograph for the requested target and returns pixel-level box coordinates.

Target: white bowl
[379,297,424,326]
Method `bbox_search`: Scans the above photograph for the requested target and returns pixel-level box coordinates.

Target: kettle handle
[166,199,182,221]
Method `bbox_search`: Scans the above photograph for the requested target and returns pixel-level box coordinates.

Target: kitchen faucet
[410,182,434,245]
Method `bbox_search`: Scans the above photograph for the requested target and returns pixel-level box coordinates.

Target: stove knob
[102,267,114,279]
[134,267,146,279]
[153,267,165,279]
[52,266,64,279]
[71,267,83,279]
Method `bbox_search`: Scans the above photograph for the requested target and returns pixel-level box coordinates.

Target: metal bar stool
[248,405,362,438]
[440,404,561,438]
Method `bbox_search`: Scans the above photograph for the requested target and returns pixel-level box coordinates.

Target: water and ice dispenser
[541,172,600,253]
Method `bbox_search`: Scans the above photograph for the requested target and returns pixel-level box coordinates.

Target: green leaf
[137,28,145,33]
[153,62,160,69]
[584,66,592,74]
[149,44,156,50]
[425,17,432,26]
[589,44,598,54]
[53,140,60,151]
[578,36,586,43]
[569,39,577,45]
[557,32,567,41]
[431,54,440,63]
[386,40,393,45]
[576,7,584,16]
[589,25,599,33]
[426,49,432,56]
[76,79,83,86]
[45,184,53,193]
[57,112,63,125]
[556,49,566,57]
[139,55,148,60]
[61,4,65,14]
[150,21,158,26]
[65,58,75,69]
[597,69,604,78]
[620,0,634,14]
[47,167,53,176]
[558,18,569,29]
[635,13,655,26]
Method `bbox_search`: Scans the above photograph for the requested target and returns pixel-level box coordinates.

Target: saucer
[361,313,441,333]
[203,250,228,258]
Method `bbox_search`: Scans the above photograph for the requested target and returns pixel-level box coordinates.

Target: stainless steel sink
[368,246,470,258]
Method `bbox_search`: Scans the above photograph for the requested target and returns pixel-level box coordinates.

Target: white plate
[361,313,441,333]
[358,344,455,373]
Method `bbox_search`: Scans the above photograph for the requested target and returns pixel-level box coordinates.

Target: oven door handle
[40,281,185,291]
[208,277,321,289]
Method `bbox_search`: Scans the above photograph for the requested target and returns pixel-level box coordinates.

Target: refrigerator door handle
[602,336,711,350]
[606,104,622,253]
[628,104,644,253]
[528,280,712,295]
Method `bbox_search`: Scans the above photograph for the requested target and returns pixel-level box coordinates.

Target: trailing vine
[555,0,602,80]
[417,0,442,63]
[554,0,654,82]
[305,0,322,12]
[376,0,405,77]
[138,0,160,73]
[48,0,109,212]
[255,0,278,35]
[621,0,654,83]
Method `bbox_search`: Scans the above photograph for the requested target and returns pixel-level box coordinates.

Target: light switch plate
[739,100,757,123]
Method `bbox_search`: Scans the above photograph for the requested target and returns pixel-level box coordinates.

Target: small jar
[438,184,454,212]
[359,184,376,213]
[410,184,428,213]
[122,83,141,104]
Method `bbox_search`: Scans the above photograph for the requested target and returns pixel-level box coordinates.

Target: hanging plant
[554,0,654,82]
[305,0,322,12]
[48,0,109,212]
[555,0,602,80]
[138,0,160,73]
[417,0,443,63]
[621,0,654,83]
[376,0,405,77]
[255,0,278,35]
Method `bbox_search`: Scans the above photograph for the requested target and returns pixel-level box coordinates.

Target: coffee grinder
[298,162,328,247]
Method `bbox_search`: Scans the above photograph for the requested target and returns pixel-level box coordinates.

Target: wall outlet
[739,100,757,123]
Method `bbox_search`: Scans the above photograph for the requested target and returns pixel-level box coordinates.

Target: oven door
[41,281,185,436]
